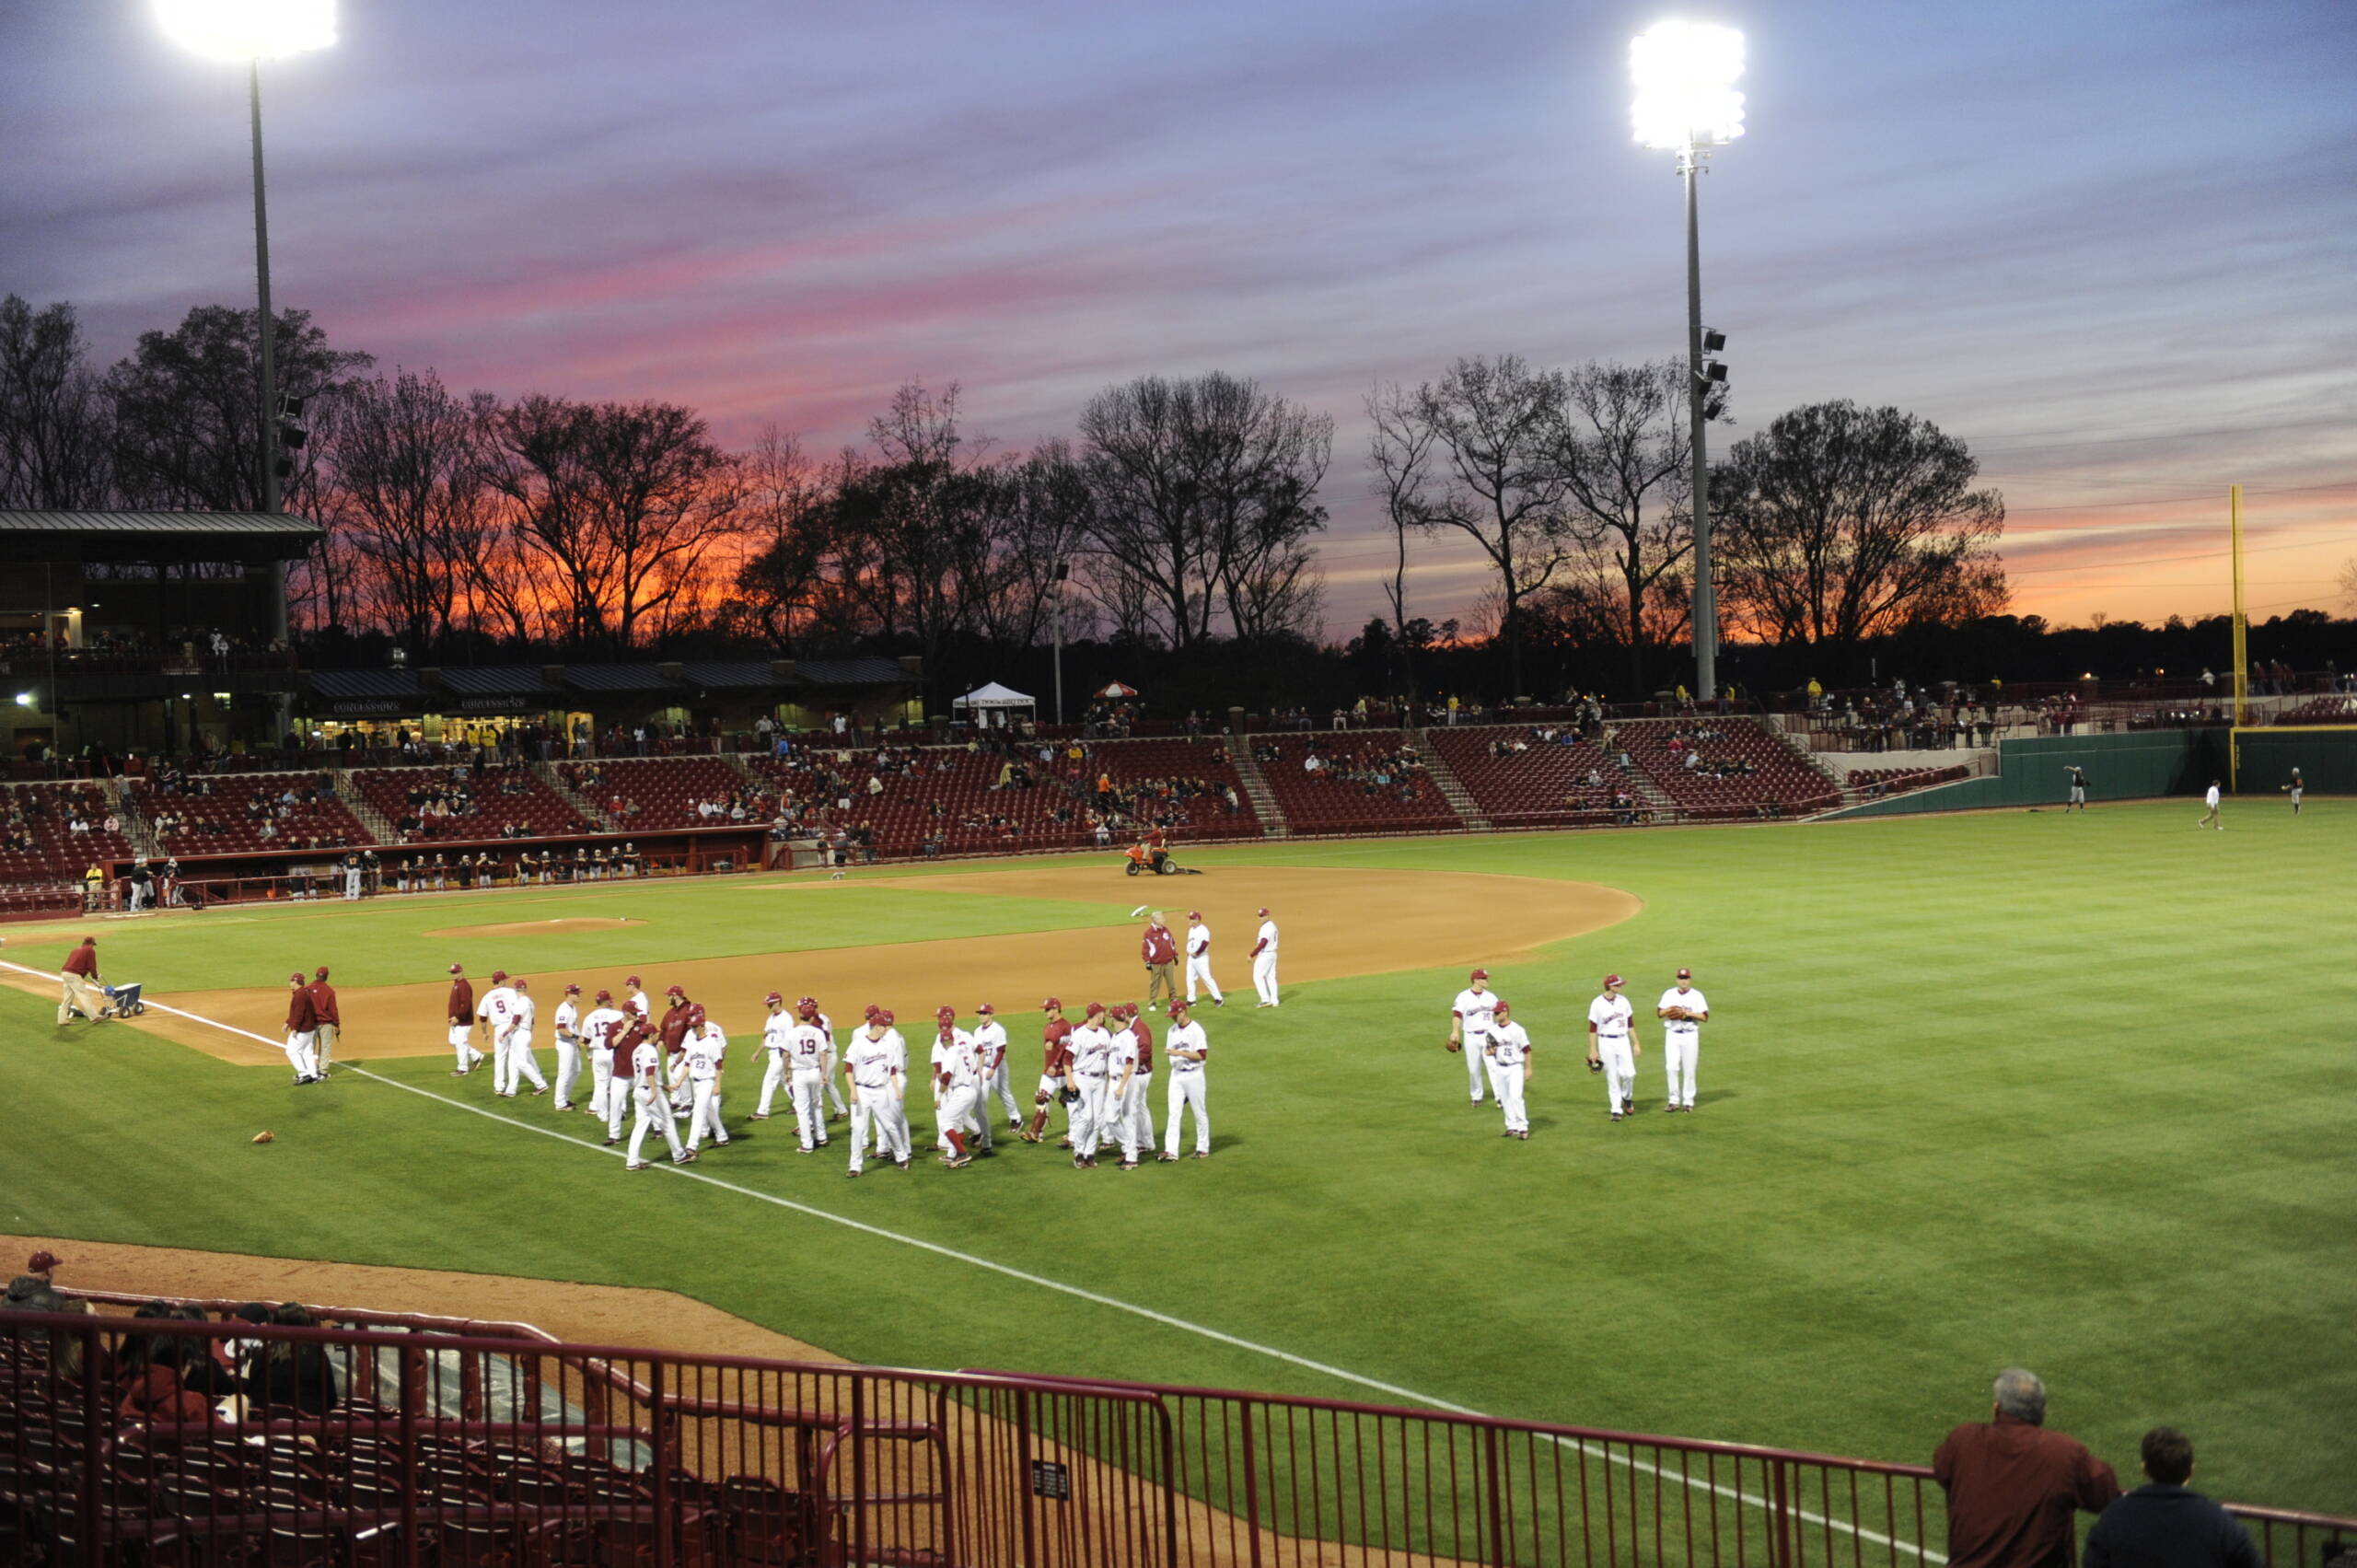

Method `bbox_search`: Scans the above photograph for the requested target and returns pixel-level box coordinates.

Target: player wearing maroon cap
[1183,911,1224,1006]
[768,997,831,1151]
[1110,1003,1155,1165]
[1251,908,1281,1007]
[1484,1000,1532,1138]
[583,989,627,1138]
[1448,968,1500,1107]
[284,973,321,1084]
[1067,1003,1118,1168]
[307,968,340,1077]
[479,971,521,1094]
[842,1010,911,1176]
[1026,998,1076,1144]
[552,983,586,1109]
[1587,975,1640,1121]
[931,1006,984,1167]
[1141,912,1180,1013]
[682,1005,730,1152]
[1656,969,1709,1112]
[499,978,549,1098]
[624,1017,691,1170]
[791,995,847,1122]
[446,963,482,1075]
[658,989,694,1111]
[1160,998,1212,1158]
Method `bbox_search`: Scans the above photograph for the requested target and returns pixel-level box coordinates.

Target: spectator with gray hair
[2082,1428,2261,1568]
[1933,1368,2121,1568]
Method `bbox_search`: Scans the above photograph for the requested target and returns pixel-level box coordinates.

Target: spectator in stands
[1933,1368,2119,1568]
[249,1303,340,1415]
[2082,1427,2259,1568]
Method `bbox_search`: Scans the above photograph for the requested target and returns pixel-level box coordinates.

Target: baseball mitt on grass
[250,1131,276,1144]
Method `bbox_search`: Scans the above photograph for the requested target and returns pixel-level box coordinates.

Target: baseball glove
[251,1130,276,1144]
[1445,1040,1462,1053]
[1586,1057,1603,1074]
[1059,1086,1081,1106]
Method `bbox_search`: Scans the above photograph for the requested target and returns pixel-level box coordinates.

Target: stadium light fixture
[155,0,336,62]
[14,693,33,708]
[1631,18,1746,703]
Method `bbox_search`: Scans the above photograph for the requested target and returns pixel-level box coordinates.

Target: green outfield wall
[2233,726,2357,795]
[1824,728,2221,819]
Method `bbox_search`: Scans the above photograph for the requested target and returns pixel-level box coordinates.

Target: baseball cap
[1676,968,1692,980]
[448,963,463,975]
[314,966,330,980]
[863,1003,881,1017]
[1170,997,1190,1011]
[490,970,508,982]
[796,994,818,1011]
[1604,974,1623,988]
[935,1005,957,1022]
[288,971,307,984]
[1085,1002,1106,1016]
[1041,996,1062,1010]
[1257,906,1270,916]
[1187,910,1202,920]
[564,983,582,994]
[513,977,529,990]
[976,1002,994,1016]
[765,991,784,1005]
[686,1004,703,1023]
[594,989,613,1002]
[875,1008,895,1025]
[1470,968,1489,981]
[26,1251,59,1274]
[1492,1000,1512,1016]
[626,974,642,987]
[666,984,685,998]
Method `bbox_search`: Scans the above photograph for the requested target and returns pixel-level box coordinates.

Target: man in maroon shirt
[1933,1368,2120,1568]
[307,967,340,1078]
[447,964,481,1075]
[58,937,105,1025]
[284,972,321,1085]
[1025,998,1075,1144]
[1141,913,1179,1014]
[659,987,693,1109]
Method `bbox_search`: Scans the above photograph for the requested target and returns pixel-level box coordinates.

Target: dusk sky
[4,0,2351,637]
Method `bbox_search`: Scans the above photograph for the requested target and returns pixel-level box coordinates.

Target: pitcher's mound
[424,917,648,939]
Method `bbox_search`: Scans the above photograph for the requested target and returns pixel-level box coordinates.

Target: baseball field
[2,798,2350,1514]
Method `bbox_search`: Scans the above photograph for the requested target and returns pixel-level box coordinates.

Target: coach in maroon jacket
[1933,1368,2120,1568]
[307,967,340,1076]
[1141,912,1179,1013]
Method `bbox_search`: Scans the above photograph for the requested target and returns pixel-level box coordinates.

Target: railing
[2,1311,2346,1568]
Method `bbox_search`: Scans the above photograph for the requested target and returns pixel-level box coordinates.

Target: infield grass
[3,799,2349,1512]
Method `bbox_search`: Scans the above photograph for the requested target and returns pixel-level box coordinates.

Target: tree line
[2,291,2018,706]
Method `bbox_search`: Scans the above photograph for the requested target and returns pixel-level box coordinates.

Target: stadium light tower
[1632,19,1744,703]
[156,0,336,529]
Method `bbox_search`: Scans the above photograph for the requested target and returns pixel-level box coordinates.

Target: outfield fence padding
[2,1312,2347,1567]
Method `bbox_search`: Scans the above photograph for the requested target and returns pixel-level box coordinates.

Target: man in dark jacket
[1933,1368,2121,1568]
[2083,1429,2260,1568]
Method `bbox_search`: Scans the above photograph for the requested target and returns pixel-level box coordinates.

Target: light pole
[1051,562,1069,726]
[157,0,334,654]
[1632,20,1745,702]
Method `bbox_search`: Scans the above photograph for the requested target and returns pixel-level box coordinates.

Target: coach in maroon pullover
[1933,1369,2119,1568]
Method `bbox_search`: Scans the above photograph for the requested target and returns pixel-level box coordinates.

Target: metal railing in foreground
[0,1312,2346,1567]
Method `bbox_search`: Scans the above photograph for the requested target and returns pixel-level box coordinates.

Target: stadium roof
[678,661,779,688]
[562,664,674,691]
[794,657,909,687]
[436,665,553,695]
[0,509,323,537]
[310,669,424,699]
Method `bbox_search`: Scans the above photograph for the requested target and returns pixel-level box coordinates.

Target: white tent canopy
[953,681,1035,710]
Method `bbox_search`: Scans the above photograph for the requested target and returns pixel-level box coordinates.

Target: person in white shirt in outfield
[2199,779,2223,830]
[1066,1002,1118,1167]
[1183,910,1225,1006]
[1446,968,1501,1105]
[581,990,627,1140]
[930,1006,983,1169]
[477,971,520,1093]
[552,983,585,1109]
[1586,973,1641,1122]
[1656,968,1709,1112]
[972,1002,1019,1129]
[498,977,549,1098]
[1483,1000,1533,1139]
[843,1009,911,1177]
[1159,999,1213,1159]
[1250,907,1281,1007]
[682,1005,730,1152]
[754,992,795,1121]
[625,1026,691,1169]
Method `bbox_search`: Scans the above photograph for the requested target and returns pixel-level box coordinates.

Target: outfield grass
[3,800,2349,1512]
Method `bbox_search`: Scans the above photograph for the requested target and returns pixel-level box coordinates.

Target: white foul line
[10,956,1938,1561]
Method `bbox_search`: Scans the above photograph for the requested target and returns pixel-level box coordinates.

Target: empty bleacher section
[134,772,373,854]
[1845,764,1973,798]
[1252,734,1463,835]
[1425,725,1645,827]
[353,762,598,843]
[746,745,1074,857]
[1611,718,1842,819]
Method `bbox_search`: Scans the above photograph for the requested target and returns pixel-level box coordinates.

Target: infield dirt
[15,864,1637,1066]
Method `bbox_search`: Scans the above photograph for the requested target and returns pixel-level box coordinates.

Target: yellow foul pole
[2229,484,2247,789]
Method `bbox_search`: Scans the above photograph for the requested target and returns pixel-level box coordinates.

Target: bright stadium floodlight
[1631,19,1746,703]
[157,0,333,693]
[1631,20,1746,151]
[156,0,336,62]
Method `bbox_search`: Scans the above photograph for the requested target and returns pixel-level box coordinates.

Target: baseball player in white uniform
[1447,969,1500,1105]
[1484,1000,1532,1138]
[974,1003,1018,1129]
[1656,968,1709,1112]
[781,1010,832,1152]
[552,983,585,1109]
[1159,999,1212,1159]
[478,972,519,1093]
[2199,780,2223,830]
[801,995,849,1121]
[625,1028,691,1169]
[625,976,652,1029]
[498,977,549,1098]
[1184,911,1225,1005]
[930,1006,983,1168]
[682,1005,730,1152]
[754,993,795,1121]
[1103,1005,1145,1167]
[583,990,627,1139]
[1067,1003,1117,1167]
[843,1010,911,1177]
[1250,907,1280,1007]
[1587,974,1640,1121]
[1113,1003,1155,1163]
